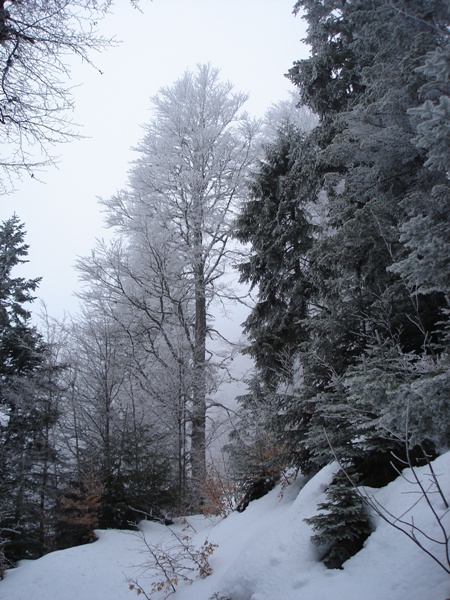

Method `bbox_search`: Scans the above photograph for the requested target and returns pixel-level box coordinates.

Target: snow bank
[1,453,448,600]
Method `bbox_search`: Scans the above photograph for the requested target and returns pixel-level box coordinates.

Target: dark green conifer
[305,470,372,569]
[0,216,60,561]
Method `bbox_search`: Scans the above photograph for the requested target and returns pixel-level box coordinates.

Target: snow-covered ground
[1,453,449,600]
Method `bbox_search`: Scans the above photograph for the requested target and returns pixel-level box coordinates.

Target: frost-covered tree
[391,37,450,314]
[77,231,197,504]
[0,0,143,190]
[56,306,175,529]
[305,470,372,569]
[235,0,450,567]
[409,40,450,176]
[282,0,450,462]
[79,64,258,502]
[0,216,61,561]
[236,111,317,385]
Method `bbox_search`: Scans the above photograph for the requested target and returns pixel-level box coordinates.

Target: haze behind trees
[0,0,448,580]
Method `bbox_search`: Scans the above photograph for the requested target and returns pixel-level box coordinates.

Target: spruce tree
[235,0,449,567]
[0,216,42,379]
[0,216,59,561]
[287,0,450,462]
[235,120,316,385]
[305,470,372,569]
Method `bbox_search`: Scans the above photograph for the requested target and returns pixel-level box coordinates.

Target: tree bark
[190,256,207,503]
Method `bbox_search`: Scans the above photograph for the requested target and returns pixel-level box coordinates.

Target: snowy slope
[1,453,449,600]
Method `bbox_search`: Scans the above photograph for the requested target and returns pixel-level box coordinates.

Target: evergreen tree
[286,0,449,466]
[305,470,372,569]
[392,37,450,325]
[289,0,368,118]
[306,1,446,351]
[0,216,60,561]
[235,119,316,385]
[235,0,450,567]
[408,39,450,176]
[0,216,42,379]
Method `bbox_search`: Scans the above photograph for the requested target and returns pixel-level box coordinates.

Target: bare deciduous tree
[79,64,259,502]
[0,0,139,191]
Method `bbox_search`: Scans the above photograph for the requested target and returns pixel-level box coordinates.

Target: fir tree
[286,0,450,466]
[235,119,316,385]
[0,216,60,561]
[235,0,450,567]
[305,470,372,569]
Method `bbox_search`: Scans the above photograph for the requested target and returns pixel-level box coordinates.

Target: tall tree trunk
[190,260,207,503]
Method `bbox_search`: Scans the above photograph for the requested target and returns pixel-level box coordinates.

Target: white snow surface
[1,453,449,600]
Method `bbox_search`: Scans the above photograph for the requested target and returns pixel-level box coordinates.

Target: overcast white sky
[0,0,309,319]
